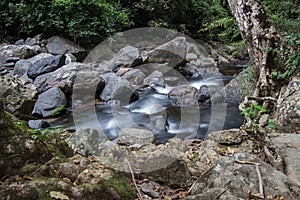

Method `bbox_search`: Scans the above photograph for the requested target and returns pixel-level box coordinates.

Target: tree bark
[227,0,281,97]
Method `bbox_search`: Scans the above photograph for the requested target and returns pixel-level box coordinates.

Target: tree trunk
[227,0,281,97]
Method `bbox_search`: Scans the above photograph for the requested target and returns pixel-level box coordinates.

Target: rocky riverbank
[0,32,300,199]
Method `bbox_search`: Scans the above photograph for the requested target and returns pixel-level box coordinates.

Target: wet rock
[275,76,300,132]
[0,76,37,119]
[66,128,99,156]
[0,44,37,59]
[117,128,155,145]
[145,37,187,68]
[47,36,86,61]
[168,85,198,106]
[111,45,142,68]
[100,73,138,103]
[189,153,300,200]
[33,62,102,93]
[28,119,50,129]
[32,87,67,117]
[143,70,165,87]
[27,54,66,79]
[198,85,210,102]
[268,133,300,185]
[122,68,145,85]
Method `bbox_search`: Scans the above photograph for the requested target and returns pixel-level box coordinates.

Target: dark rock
[0,76,37,119]
[188,153,300,200]
[0,44,36,59]
[46,36,86,61]
[32,87,67,117]
[145,37,187,68]
[33,62,102,93]
[27,54,66,79]
[198,85,210,102]
[275,76,300,132]
[28,120,50,129]
[168,85,198,106]
[13,53,53,79]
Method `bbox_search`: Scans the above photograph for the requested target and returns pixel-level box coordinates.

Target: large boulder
[46,36,86,61]
[33,62,104,94]
[143,70,165,87]
[268,133,300,185]
[32,87,67,117]
[100,73,138,104]
[110,45,142,69]
[117,128,155,145]
[168,85,198,106]
[275,76,300,132]
[0,45,36,59]
[0,76,37,119]
[145,37,187,68]
[27,54,66,79]
[122,68,146,85]
[13,53,53,78]
[187,153,300,200]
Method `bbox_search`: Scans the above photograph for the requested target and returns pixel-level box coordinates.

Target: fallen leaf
[49,191,69,200]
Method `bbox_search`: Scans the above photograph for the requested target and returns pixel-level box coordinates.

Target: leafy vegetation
[0,0,131,42]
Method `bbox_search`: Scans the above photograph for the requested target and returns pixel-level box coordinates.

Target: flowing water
[50,63,247,143]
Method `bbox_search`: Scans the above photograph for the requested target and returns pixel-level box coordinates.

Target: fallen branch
[234,160,264,199]
[213,189,228,200]
[125,158,143,200]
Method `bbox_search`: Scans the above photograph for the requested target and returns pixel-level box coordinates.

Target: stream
[50,63,247,143]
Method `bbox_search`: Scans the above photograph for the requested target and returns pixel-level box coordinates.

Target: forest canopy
[0,0,299,44]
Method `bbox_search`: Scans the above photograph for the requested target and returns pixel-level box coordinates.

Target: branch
[125,158,143,200]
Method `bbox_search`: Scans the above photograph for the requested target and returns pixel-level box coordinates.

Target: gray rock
[27,54,66,79]
[198,85,210,102]
[28,120,50,129]
[0,45,37,59]
[66,128,99,156]
[0,76,37,119]
[33,62,102,93]
[32,87,67,117]
[143,70,165,87]
[268,133,300,185]
[13,53,53,78]
[117,128,155,145]
[145,37,187,68]
[189,153,300,200]
[97,144,192,188]
[46,36,86,61]
[100,73,138,103]
[168,85,198,106]
[122,68,145,85]
[275,76,300,132]
[207,129,244,145]
[25,37,37,46]
[111,45,142,68]
[15,39,25,46]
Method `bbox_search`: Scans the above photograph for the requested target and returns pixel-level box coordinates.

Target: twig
[125,158,143,200]
[234,160,264,199]
[213,189,228,200]
[187,179,198,194]
[246,188,251,200]
[255,163,264,198]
